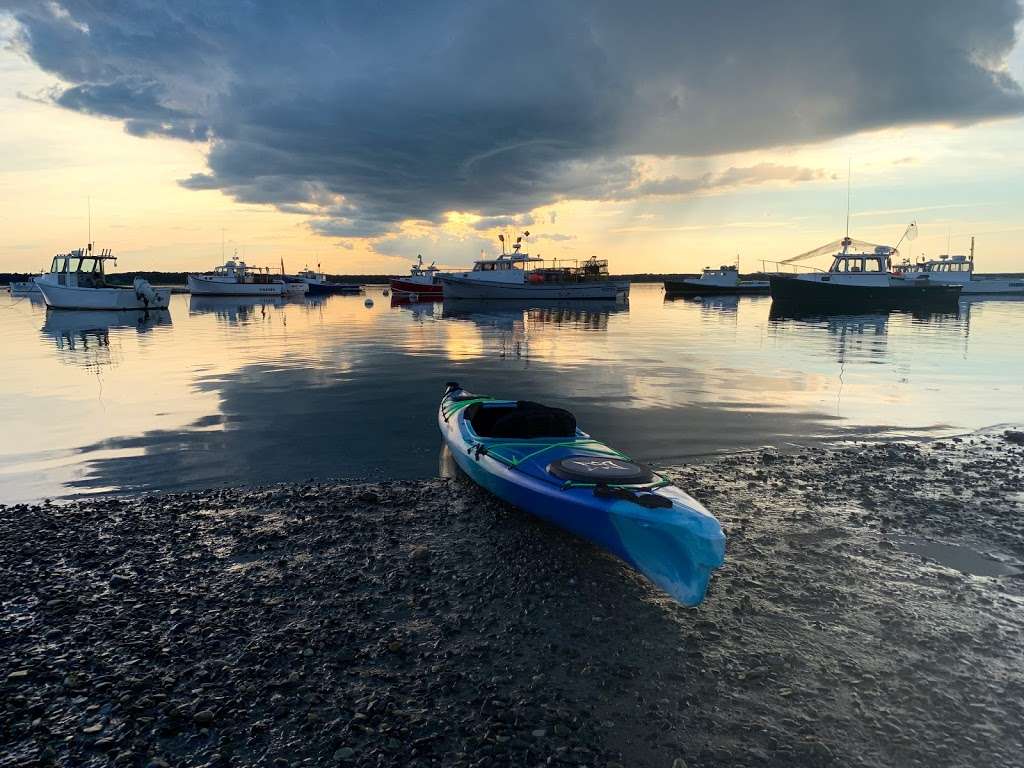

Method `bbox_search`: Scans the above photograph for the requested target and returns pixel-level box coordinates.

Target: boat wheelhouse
[187,258,285,297]
[36,246,170,311]
[294,265,362,295]
[440,233,629,300]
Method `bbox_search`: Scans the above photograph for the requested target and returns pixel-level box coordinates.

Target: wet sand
[2,430,1023,767]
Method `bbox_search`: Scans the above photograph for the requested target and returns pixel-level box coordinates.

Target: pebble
[193,709,216,726]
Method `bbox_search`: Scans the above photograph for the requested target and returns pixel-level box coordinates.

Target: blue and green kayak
[438,383,725,606]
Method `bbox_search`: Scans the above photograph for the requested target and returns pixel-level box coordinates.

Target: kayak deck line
[479,438,630,468]
[558,477,672,492]
[469,438,674,494]
[440,396,495,422]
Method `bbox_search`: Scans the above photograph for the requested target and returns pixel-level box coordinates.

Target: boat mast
[841,160,852,254]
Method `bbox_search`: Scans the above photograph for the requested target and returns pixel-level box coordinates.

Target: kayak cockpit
[464,400,577,439]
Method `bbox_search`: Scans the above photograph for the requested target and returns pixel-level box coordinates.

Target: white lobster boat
[36,246,170,311]
[440,233,629,301]
[894,239,1024,296]
[664,264,769,296]
[187,258,285,296]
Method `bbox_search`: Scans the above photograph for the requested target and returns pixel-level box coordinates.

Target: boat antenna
[970,236,975,263]
[87,196,92,251]
[844,159,851,240]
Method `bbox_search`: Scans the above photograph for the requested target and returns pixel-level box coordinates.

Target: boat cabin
[47,247,116,288]
[471,254,543,273]
[211,259,278,284]
[298,266,325,283]
[409,255,440,278]
[828,245,893,274]
[920,254,973,274]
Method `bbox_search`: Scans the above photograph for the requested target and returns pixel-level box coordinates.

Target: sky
[1,1,1023,275]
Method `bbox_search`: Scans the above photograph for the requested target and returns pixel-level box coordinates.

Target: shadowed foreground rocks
[2,431,1023,767]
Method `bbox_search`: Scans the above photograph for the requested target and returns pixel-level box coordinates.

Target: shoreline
[3,431,1023,767]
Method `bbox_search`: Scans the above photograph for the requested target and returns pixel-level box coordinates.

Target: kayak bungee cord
[480,438,628,467]
[441,396,492,422]
[467,438,673,495]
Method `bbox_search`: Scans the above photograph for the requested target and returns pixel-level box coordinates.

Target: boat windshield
[474,260,522,272]
[930,260,970,272]
[829,255,886,273]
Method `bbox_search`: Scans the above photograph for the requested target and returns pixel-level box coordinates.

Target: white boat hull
[441,275,629,300]
[187,274,284,296]
[283,281,310,296]
[959,279,1024,295]
[37,281,171,310]
[9,280,40,294]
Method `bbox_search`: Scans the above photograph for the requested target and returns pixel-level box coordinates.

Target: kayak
[438,383,726,606]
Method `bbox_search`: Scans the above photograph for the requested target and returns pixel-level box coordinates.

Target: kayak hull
[438,388,725,606]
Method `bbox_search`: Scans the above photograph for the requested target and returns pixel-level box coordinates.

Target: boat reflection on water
[437,298,629,359]
[188,294,284,324]
[440,298,628,328]
[768,302,961,323]
[41,309,171,370]
[664,293,742,314]
[392,296,441,320]
[767,305,968,364]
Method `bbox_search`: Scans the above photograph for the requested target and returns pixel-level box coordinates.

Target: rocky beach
[2,430,1023,768]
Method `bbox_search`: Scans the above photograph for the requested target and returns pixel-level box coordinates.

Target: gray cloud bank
[5,1,1023,237]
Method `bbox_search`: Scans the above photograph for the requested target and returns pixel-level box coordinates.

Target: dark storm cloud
[471,214,535,232]
[6,0,1023,237]
[56,79,210,140]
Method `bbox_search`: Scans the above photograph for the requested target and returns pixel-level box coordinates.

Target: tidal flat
[2,431,1023,767]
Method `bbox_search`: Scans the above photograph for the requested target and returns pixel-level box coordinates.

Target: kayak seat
[467,401,576,439]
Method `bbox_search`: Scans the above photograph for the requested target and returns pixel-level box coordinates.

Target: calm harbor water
[2,284,1022,503]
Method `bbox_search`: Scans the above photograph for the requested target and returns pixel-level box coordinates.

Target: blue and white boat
[438,383,725,606]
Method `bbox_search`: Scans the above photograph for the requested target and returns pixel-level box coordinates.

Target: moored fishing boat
[295,265,362,295]
[36,246,170,310]
[277,259,309,296]
[440,233,629,301]
[767,237,961,311]
[438,383,725,606]
[664,264,769,296]
[893,238,1024,296]
[9,277,41,295]
[188,258,285,297]
[390,255,443,299]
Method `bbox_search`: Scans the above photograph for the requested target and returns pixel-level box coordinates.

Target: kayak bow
[438,383,725,606]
